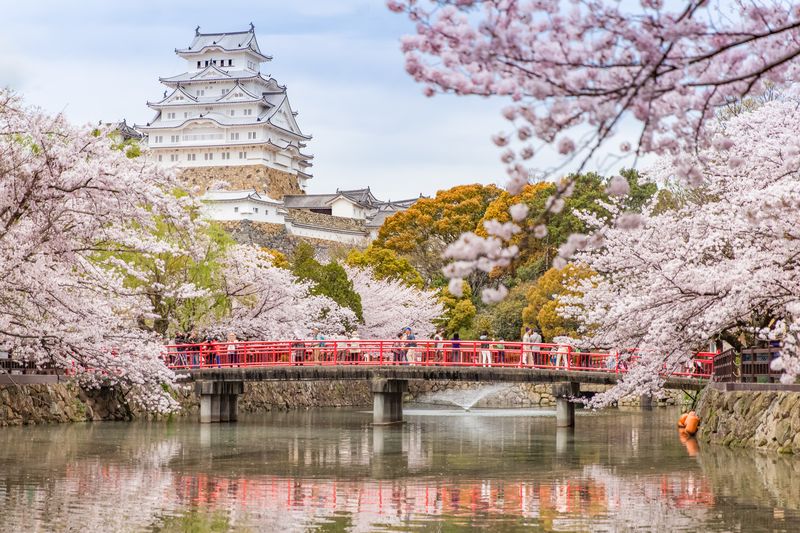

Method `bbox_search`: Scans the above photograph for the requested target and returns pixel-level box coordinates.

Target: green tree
[616,168,658,213]
[345,245,424,288]
[99,206,235,337]
[292,242,363,320]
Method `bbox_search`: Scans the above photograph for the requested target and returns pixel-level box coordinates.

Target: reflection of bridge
[166,340,713,426]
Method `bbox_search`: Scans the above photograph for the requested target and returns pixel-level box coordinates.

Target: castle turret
[136,25,313,194]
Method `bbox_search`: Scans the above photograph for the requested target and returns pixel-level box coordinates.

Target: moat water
[0,406,798,532]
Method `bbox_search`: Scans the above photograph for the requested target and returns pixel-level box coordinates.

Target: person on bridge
[433,331,444,363]
[312,327,325,364]
[554,340,570,368]
[451,333,461,364]
[349,331,362,362]
[480,332,491,367]
[404,327,417,365]
[393,331,406,364]
[226,332,238,367]
[530,329,543,365]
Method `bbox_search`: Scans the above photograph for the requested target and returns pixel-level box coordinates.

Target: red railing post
[566,345,571,370]
[379,341,384,365]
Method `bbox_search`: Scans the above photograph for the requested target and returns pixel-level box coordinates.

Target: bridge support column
[640,394,653,410]
[371,378,407,425]
[552,382,580,428]
[196,381,244,424]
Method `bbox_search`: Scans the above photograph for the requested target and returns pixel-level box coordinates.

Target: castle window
[230,109,235,116]
[184,112,189,118]
[196,89,205,96]
[170,154,178,162]
[205,60,209,67]
[204,153,213,161]
[247,131,257,139]
[234,207,239,213]
[187,153,196,161]
[253,207,259,214]
[157,155,163,162]
[230,132,239,140]
[154,135,163,143]
[197,61,201,68]
[166,112,175,119]
[228,59,233,66]
[244,109,253,116]
[170,135,179,143]
[238,151,247,159]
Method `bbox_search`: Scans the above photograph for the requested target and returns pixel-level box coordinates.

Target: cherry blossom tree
[345,266,444,339]
[218,245,356,339]
[389,0,800,297]
[561,98,800,402]
[390,0,800,184]
[0,90,196,412]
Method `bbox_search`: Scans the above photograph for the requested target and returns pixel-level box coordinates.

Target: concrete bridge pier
[552,382,580,428]
[371,378,407,425]
[640,394,654,410]
[196,381,244,423]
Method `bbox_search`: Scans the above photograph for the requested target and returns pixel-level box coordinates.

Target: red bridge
[165,339,714,426]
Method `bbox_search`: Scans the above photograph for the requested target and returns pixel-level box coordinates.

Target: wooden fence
[713,345,782,383]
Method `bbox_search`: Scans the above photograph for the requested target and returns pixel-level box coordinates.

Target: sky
[0,0,645,199]
[0,0,517,199]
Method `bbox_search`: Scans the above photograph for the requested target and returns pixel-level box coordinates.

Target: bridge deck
[177,365,706,391]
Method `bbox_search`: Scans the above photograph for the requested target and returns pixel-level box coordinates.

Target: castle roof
[200,189,281,204]
[176,25,271,61]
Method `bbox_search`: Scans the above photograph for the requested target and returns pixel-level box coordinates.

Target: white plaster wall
[330,198,366,220]
[285,222,371,246]
[202,200,285,225]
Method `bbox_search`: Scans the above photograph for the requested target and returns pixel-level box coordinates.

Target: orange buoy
[684,413,701,436]
[678,412,689,428]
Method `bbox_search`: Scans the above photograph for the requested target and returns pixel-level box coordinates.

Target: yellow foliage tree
[375,183,502,280]
[438,280,477,337]
[262,248,290,269]
[522,264,594,341]
[345,245,424,288]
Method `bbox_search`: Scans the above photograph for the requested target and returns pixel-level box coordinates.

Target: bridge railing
[163,340,714,379]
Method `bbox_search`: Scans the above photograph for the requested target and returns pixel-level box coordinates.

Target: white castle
[137,24,313,190]
[137,26,420,245]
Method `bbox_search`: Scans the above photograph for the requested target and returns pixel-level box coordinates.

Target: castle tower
[136,25,313,196]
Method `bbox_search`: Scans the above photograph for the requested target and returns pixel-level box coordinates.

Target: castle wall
[179,165,303,199]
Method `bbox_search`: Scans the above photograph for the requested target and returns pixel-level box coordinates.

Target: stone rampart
[285,209,368,232]
[179,165,302,199]
[217,220,350,257]
[697,383,800,454]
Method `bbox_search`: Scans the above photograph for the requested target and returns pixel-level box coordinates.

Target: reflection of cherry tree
[0,437,183,532]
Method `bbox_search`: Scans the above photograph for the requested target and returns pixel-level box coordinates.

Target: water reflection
[0,407,798,531]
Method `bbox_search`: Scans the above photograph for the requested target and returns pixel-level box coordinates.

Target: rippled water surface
[1,405,799,531]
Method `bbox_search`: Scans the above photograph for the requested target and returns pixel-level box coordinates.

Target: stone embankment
[0,382,137,425]
[698,383,800,454]
[1,379,680,426]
